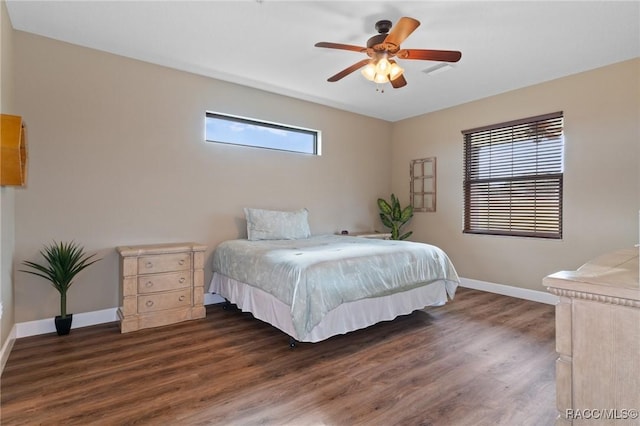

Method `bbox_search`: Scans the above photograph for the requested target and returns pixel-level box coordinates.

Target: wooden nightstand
[117,242,207,333]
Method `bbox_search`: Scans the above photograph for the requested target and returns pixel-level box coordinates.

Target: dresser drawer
[138,253,191,275]
[138,289,192,313]
[137,271,191,294]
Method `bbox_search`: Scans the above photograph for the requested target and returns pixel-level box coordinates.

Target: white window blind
[463,112,564,239]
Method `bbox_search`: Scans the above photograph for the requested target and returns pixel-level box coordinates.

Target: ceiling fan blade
[327,59,371,82]
[390,74,407,89]
[384,17,420,48]
[315,42,367,53]
[397,49,462,62]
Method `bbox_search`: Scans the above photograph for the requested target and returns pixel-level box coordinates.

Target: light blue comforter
[213,235,459,337]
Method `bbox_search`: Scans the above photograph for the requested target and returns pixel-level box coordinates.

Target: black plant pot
[54,314,73,336]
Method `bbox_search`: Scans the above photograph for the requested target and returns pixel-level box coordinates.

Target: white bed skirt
[209,273,455,343]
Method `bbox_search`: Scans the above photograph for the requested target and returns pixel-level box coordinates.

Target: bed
[208,208,460,345]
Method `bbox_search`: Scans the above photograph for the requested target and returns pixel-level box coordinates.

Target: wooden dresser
[117,242,207,333]
[544,248,640,425]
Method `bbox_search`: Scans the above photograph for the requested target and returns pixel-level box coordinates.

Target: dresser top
[117,242,207,256]
[544,247,639,301]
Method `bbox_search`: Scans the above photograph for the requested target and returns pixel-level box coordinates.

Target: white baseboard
[0,325,16,375]
[14,296,225,340]
[15,308,119,339]
[9,281,555,343]
[459,277,559,305]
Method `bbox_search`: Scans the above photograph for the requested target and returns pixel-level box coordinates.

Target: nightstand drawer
[138,253,191,275]
[138,289,191,313]
[137,271,191,294]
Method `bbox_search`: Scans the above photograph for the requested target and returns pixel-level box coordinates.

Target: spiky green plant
[377,194,414,240]
[20,241,101,318]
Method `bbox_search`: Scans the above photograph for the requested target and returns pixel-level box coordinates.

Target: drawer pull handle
[179,259,185,265]
[146,300,154,307]
[179,277,186,283]
[145,281,153,288]
[145,262,153,269]
[179,295,186,302]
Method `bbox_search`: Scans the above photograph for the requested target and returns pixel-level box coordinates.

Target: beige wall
[12,31,392,322]
[7,24,640,324]
[1,0,16,350]
[392,58,640,291]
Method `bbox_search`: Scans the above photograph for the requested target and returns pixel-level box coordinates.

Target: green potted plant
[377,193,414,240]
[20,241,101,335]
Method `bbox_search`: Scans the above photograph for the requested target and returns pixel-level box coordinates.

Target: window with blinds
[462,112,564,239]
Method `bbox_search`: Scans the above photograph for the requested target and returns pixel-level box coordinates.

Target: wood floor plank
[1,288,556,425]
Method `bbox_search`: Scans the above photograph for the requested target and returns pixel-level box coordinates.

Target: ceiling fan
[314,17,462,89]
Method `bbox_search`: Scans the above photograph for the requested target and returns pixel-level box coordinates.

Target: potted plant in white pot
[20,241,101,335]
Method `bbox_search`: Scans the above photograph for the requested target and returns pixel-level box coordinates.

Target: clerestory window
[205,111,320,155]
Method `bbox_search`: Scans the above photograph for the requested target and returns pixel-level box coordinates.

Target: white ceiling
[6,1,640,122]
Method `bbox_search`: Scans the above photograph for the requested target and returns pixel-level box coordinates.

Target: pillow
[244,208,311,241]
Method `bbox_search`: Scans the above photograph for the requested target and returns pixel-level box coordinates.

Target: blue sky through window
[205,112,319,155]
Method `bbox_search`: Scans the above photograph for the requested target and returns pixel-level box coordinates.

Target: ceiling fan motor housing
[367,20,401,54]
[366,34,388,50]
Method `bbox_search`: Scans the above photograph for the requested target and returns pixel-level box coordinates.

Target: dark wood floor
[1,288,557,426]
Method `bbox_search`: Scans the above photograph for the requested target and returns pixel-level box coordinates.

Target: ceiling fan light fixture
[361,62,376,81]
[373,73,389,84]
[375,56,391,74]
[389,62,404,81]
